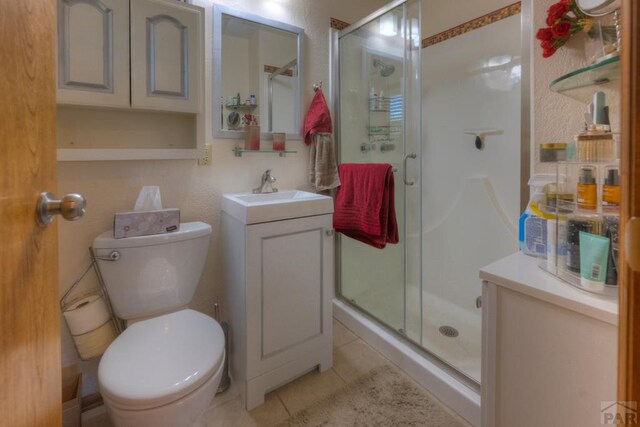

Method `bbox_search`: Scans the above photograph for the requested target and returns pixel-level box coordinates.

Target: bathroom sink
[222,190,333,224]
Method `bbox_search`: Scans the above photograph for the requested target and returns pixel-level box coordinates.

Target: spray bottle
[519,174,558,257]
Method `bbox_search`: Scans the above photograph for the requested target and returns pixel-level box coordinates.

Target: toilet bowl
[93,222,224,427]
[98,310,225,427]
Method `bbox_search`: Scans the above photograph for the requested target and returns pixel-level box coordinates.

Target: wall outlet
[198,144,212,166]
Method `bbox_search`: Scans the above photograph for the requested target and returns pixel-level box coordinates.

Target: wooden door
[56,0,130,108]
[619,0,640,408]
[0,1,61,427]
[130,0,203,113]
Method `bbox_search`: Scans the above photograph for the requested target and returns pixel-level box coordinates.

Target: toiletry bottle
[369,87,377,110]
[519,175,557,256]
[603,215,619,286]
[578,231,609,292]
[566,218,593,273]
[577,166,597,210]
[602,167,620,212]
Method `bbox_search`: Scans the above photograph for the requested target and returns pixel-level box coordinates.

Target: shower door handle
[403,153,417,186]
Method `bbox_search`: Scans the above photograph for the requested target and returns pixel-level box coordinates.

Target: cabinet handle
[326,230,334,236]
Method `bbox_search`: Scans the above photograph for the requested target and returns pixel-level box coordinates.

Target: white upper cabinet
[57,0,130,107]
[130,0,202,113]
[57,0,202,114]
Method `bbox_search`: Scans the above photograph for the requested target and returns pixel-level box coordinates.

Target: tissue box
[113,209,180,239]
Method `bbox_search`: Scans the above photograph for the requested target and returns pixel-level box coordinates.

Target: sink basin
[222,190,334,224]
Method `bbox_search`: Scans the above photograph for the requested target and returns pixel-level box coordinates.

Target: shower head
[372,58,395,77]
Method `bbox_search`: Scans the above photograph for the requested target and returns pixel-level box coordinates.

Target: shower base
[345,283,481,383]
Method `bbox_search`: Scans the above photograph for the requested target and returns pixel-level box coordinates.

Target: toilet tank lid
[93,221,211,249]
[98,309,224,410]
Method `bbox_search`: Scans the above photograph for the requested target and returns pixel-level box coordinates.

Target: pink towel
[303,89,332,145]
[333,163,398,249]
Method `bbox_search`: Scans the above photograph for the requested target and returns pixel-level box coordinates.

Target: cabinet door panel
[131,0,202,113]
[262,228,323,356]
[57,0,129,107]
[246,215,333,378]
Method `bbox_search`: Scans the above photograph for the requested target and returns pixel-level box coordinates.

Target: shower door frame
[332,0,417,343]
[331,0,532,390]
[331,0,479,390]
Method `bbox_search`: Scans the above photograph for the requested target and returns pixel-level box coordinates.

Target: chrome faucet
[253,169,278,194]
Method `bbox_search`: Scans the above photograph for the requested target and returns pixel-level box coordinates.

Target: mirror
[213,5,304,140]
[576,0,620,16]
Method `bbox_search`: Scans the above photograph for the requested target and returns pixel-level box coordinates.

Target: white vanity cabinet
[57,0,202,113]
[221,210,334,410]
[480,253,618,427]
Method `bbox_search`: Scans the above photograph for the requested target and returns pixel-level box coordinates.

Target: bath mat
[276,365,464,427]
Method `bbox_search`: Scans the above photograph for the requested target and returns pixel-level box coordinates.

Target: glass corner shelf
[233,147,297,157]
[225,104,258,110]
[549,54,620,103]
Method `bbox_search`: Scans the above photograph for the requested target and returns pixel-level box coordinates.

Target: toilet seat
[98,309,224,411]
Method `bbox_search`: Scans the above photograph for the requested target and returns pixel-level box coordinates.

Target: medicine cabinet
[212,4,304,141]
[56,0,204,161]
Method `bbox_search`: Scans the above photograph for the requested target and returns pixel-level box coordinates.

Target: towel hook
[313,81,323,92]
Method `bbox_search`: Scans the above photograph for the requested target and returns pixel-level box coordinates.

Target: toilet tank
[93,222,212,320]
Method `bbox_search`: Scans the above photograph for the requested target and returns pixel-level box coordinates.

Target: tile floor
[83,319,470,427]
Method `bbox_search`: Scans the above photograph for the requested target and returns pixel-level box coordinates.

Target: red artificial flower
[551,21,572,39]
[546,2,569,26]
[541,39,555,50]
[536,27,554,41]
[543,45,558,58]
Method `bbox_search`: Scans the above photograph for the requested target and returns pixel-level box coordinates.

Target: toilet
[93,222,224,427]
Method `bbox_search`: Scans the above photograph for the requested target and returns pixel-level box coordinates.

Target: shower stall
[333,0,527,421]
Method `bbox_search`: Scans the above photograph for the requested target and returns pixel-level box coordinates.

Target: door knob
[37,192,86,225]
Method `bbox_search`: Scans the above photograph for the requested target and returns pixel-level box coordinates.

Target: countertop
[479,251,618,325]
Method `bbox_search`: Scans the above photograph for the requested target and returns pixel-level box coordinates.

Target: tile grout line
[275,391,292,418]
[328,366,348,385]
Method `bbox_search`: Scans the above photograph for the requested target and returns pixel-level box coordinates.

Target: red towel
[303,89,332,145]
[333,163,399,249]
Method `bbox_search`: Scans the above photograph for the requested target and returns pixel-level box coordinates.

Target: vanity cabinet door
[56,0,130,107]
[130,0,203,113]
[245,214,334,381]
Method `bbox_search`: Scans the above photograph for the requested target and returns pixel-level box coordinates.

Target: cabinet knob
[326,229,334,237]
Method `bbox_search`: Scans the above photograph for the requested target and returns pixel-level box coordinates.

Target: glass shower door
[337,0,422,341]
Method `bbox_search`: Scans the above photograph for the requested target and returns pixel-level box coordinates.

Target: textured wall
[532,0,620,174]
[57,0,390,396]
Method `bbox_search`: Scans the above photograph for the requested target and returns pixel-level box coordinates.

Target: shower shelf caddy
[225,104,259,110]
[549,55,620,103]
[537,159,620,297]
[368,96,392,112]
